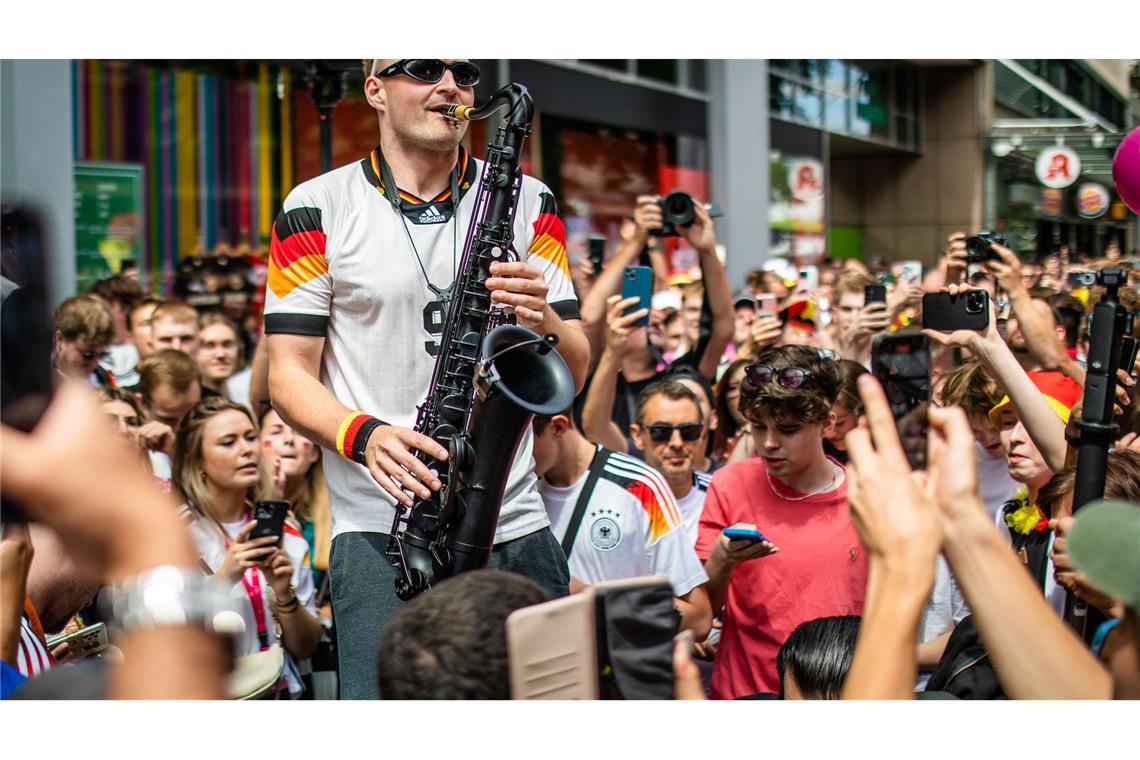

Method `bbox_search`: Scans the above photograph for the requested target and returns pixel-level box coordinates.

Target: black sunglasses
[744,364,812,389]
[644,423,703,444]
[375,59,480,88]
[81,348,111,361]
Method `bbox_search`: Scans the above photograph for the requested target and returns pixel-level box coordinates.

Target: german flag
[269,207,328,299]
[529,192,570,280]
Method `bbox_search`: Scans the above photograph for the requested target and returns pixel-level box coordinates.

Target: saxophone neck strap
[560,446,609,559]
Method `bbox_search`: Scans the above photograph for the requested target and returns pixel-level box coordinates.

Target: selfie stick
[1068,267,1131,640]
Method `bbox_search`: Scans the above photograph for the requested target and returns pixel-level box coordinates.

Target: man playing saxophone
[264,58,589,699]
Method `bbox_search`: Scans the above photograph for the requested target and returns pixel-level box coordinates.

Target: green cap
[1067,499,1140,611]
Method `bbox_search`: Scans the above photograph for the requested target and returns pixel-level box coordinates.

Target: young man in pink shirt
[696,345,868,698]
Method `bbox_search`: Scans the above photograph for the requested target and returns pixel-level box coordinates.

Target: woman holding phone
[172,397,321,698]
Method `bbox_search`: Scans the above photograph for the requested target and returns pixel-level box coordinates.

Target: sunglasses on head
[374,59,480,88]
[744,364,812,389]
[644,423,703,444]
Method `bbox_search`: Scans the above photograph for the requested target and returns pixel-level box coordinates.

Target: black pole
[1067,267,1131,641]
[303,62,347,176]
[318,109,333,175]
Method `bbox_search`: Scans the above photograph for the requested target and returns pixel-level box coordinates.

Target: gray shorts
[329,527,569,700]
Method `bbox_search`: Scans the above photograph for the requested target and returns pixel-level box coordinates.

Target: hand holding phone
[717,523,778,566]
[249,500,289,544]
[722,525,769,544]
[754,293,778,319]
[621,266,654,328]
[864,284,887,305]
[921,290,990,332]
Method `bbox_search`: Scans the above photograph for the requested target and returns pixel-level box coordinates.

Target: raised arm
[986,244,1074,374]
[676,203,734,380]
[579,295,645,453]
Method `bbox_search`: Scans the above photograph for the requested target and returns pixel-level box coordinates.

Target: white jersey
[538,446,708,596]
[263,146,579,543]
[675,470,712,548]
[182,506,317,698]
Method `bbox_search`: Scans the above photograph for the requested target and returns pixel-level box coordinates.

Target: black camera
[1096,267,1127,288]
[964,230,1007,264]
[1069,271,1097,287]
[653,190,723,237]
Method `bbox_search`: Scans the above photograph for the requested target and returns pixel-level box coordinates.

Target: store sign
[1076,183,1109,219]
[1039,189,1064,219]
[1035,146,1081,189]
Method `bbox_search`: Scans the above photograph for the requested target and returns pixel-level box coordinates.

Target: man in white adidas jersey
[628,379,711,547]
[264,58,589,699]
[531,410,712,640]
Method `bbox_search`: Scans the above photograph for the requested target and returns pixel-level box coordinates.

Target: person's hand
[215,521,279,582]
[676,201,717,254]
[1049,516,1124,617]
[921,283,999,351]
[673,630,706,700]
[709,523,779,567]
[844,375,940,575]
[0,382,196,581]
[1,523,34,667]
[742,315,782,356]
[485,260,551,330]
[1115,432,1140,452]
[363,425,450,508]
[887,281,924,320]
[692,617,721,660]
[944,232,968,284]
[265,457,287,500]
[603,294,647,357]
[846,302,890,343]
[983,243,1024,295]
[137,420,175,456]
[262,548,296,598]
[632,196,663,241]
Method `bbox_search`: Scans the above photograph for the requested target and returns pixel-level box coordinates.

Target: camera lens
[965,292,984,314]
[662,192,695,226]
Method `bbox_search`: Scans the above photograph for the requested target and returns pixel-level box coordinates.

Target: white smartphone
[754,293,778,319]
[899,260,924,284]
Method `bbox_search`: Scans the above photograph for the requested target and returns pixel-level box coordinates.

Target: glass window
[686,60,707,91]
[795,84,822,125]
[850,66,889,140]
[770,60,793,73]
[824,94,847,132]
[796,60,820,83]
[770,74,794,120]
[821,59,847,95]
[636,59,679,85]
[580,60,629,73]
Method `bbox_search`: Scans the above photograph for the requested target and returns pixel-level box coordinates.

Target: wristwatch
[100,565,245,640]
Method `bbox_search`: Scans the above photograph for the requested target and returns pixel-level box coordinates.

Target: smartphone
[1,204,55,523]
[755,293,778,319]
[799,265,820,291]
[922,290,990,332]
[249,500,289,544]
[1119,336,1139,380]
[507,590,599,700]
[899,260,923,284]
[45,622,109,659]
[871,333,931,419]
[587,235,606,273]
[864,284,887,305]
[723,526,769,544]
[621,266,654,328]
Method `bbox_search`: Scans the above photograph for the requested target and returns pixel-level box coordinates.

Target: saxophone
[385,83,575,600]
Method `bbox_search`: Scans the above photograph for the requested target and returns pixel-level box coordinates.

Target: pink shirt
[696,457,867,699]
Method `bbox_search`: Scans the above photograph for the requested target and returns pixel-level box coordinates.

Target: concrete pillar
[708,59,769,291]
[1,59,76,306]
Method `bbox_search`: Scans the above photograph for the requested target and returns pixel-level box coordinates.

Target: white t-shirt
[101,342,139,387]
[538,446,708,596]
[263,146,579,544]
[148,450,173,494]
[675,470,712,548]
[183,508,317,698]
[226,366,253,410]
[976,441,1019,534]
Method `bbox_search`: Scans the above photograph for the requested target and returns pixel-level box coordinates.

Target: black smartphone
[587,235,606,273]
[871,333,930,417]
[864,284,887,305]
[621,266,654,328]
[1,204,56,523]
[922,290,989,332]
[249,500,289,544]
[1120,336,1139,380]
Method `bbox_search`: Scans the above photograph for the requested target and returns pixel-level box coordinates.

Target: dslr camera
[653,190,723,237]
[964,230,1007,264]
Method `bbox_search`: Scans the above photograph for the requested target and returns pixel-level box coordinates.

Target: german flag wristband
[336,412,386,466]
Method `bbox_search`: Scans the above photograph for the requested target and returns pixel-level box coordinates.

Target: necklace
[376,148,462,301]
[765,461,839,502]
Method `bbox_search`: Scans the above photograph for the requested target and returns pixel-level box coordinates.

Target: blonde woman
[172,397,321,698]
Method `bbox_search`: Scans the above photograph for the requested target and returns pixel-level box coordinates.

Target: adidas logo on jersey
[416,205,448,224]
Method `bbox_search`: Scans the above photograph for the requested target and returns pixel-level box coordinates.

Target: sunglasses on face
[374,59,480,88]
[745,364,812,389]
[81,348,110,361]
[644,423,703,444]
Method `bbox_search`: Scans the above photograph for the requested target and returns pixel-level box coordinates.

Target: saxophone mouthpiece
[434,103,473,129]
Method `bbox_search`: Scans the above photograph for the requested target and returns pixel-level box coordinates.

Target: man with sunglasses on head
[264,59,590,699]
[696,345,867,698]
[531,406,712,640]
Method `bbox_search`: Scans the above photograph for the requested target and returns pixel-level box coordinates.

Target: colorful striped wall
[72,60,293,293]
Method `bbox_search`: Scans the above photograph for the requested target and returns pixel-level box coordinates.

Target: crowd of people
[2,57,1139,704]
